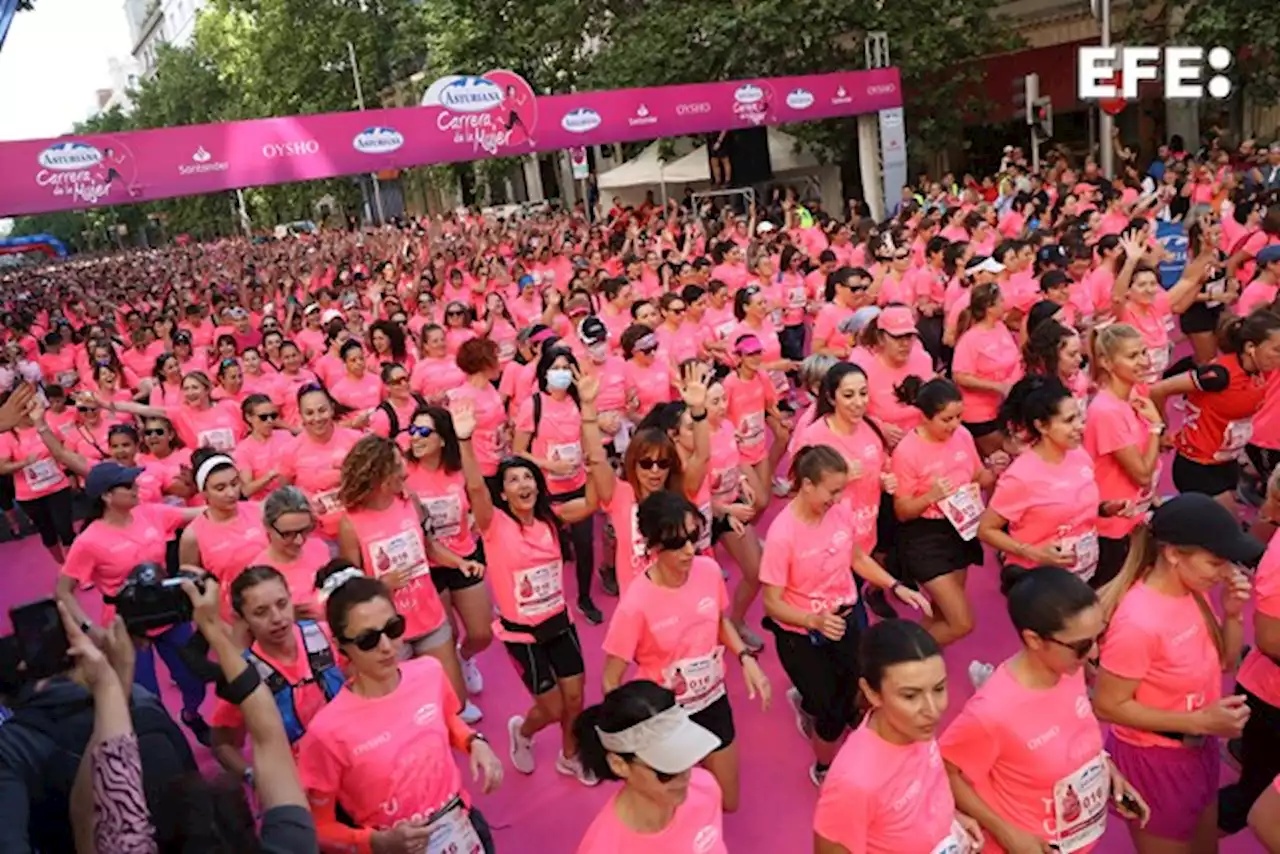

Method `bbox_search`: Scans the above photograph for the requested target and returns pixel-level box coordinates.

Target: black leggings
[1219,686,1280,834]
[550,485,595,603]
[20,488,75,548]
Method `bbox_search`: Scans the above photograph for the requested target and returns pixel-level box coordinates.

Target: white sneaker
[460,651,484,695]
[772,476,792,497]
[968,660,995,689]
[787,687,813,739]
[460,700,483,724]
[508,715,535,774]
[556,752,600,787]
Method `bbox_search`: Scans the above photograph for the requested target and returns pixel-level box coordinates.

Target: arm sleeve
[91,734,159,854]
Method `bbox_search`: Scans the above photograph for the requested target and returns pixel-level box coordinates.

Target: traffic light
[1033,97,1053,140]
[1012,73,1039,124]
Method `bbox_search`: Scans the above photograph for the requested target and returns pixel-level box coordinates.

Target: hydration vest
[242,620,345,743]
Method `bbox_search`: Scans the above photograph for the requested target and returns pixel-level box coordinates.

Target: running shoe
[508,715,536,774]
[460,651,484,695]
[460,700,483,725]
[578,597,604,626]
[968,660,995,689]
[556,752,600,786]
[599,564,619,597]
[787,687,814,739]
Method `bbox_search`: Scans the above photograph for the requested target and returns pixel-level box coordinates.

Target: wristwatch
[466,731,488,751]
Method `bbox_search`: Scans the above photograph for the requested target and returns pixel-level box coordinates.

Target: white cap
[966,256,1006,276]
[321,308,343,324]
[756,222,776,234]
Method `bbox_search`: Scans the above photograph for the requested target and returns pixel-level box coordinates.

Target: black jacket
[0,677,196,853]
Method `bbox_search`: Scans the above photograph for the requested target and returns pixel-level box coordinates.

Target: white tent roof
[596,139,707,190]
[662,128,823,178]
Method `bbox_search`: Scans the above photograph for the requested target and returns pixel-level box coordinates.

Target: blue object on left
[1156,220,1187,289]
[0,0,19,56]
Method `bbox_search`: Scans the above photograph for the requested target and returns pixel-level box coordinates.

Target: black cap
[1150,494,1265,566]
[85,462,144,501]
[578,315,608,345]
[1037,244,1069,268]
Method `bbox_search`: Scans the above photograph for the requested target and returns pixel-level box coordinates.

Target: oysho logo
[262,140,320,158]
[353,731,392,756]
[786,88,815,110]
[439,76,505,113]
[353,126,405,154]
[178,146,229,175]
[561,108,602,134]
[37,142,103,171]
[628,103,658,127]
[676,102,711,116]
[866,83,898,96]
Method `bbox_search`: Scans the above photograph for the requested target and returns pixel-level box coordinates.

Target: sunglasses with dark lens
[636,457,673,471]
[144,428,168,437]
[221,357,239,368]
[344,614,408,651]
[407,425,435,438]
[1046,635,1097,659]
[257,411,279,422]
[446,309,466,317]
[659,529,702,551]
[635,759,679,784]
[76,405,94,413]
[271,521,314,541]
[387,375,410,386]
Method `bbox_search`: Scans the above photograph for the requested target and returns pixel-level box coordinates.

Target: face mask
[587,343,608,363]
[546,368,573,391]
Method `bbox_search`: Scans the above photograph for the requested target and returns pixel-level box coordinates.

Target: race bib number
[1216,418,1253,462]
[514,560,565,620]
[711,466,741,503]
[423,494,463,539]
[1063,529,1100,583]
[663,647,726,714]
[498,340,516,361]
[55,370,79,388]
[940,483,983,541]
[768,369,789,398]
[427,801,483,854]
[494,423,513,458]
[1144,345,1170,382]
[1205,278,1227,309]
[769,308,783,326]
[929,820,974,854]
[788,286,807,308]
[370,529,429,581]
[198,427,236,452]
[1052,754,1109,853]
[22,458,62,492]
[696,501,713,552]
[545,442,582,481]
[737,412,766,448]
[312,489,343,516]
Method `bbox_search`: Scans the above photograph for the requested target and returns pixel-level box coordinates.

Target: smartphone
[9,599,72,681]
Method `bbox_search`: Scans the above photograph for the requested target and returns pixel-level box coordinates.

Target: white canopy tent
[596,139,706,201]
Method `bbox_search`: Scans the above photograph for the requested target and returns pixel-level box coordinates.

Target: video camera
[104,562,207,636]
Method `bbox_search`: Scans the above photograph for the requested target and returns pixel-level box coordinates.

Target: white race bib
[545,441,582,481]
[711,466,741,503]
[788,286,807,308]
[1144,345,1170,382]
[715,320,736,340]
[426,801,483,854]
[767,369,789,398]
[22,458,62,492]
[369,529,429,580]
[663,647,726,713]
[197,427,236,452]
[312,489,343,516]
[55,370,79,388]
[513,560,564,620]
[737,411,765,448]
[929,819,974,854]
[498,340,516,361]
[1063,529,1100,583]
[1216,418,1253,462]
[940,483,983,541]
[696,501,713,552]
[423,494,463,539]
[1205,278,1227,309]
[1051,753,1109,853]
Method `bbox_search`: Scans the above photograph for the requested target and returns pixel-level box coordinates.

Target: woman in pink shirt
[1084,325,1164,588]
[443,300,480,355]
[760,445,930,786]
[815,620,983,854]
[724,334,790,507]
[411,324,464,403]
[234,393,292,500]
[366,319,413,375]
[452,395,601,786]
[1094,494,1258,854]
[601,490,770,812]
[953,282,1024,457]
[369,362,421,439]
[890,378,993,648]
[851,305,936,448]
[337,435,476,715]
[178,448,268,598]
[327,340,382,417]
[249,485,330,611]
[1110,234,1203,382]
[273,341,317,428]
[980,376,1105,593]
[449,337,509,480]
[1023,319,1088,404]
[277,385,362,538]
[943,568,1148,854]
[574,681,728,854]
[148,353,183,407]
[296,568,502,853]
[730,284,794,402]
[105,371,246,454]
[811,267,873,358]
[0,392,75,562]
[621,325,674,420]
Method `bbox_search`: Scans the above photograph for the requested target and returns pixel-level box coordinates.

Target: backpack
[377,394,427,438]
[243,620,345,743]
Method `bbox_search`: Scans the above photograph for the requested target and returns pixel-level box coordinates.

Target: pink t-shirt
[851,347,934,434]
[816,722,962,854]
[329,371,383,413]
[1236,532,1280,708]
[0,427,71,501]
[601,481,657,596]
[940,664,1107,854]
[952,323,1023,423]
[759,501,859,633]
[654,322,701,365]
[1099,580,1223,748]
[62,504,189,617]
[1118,293,1174,376]
[794,417,885,553]
[603,556,730,708]
[577,768,727,854]
[1084,389,1155,539]
[165,400,246,453]
[405,462,475,559]
[812,303,855,354]
[278,428,363,537]
[1249,371,1280,451]
[891,426,981,520]
[345,498,446,639]
[447,381,507,477]
[624,359,675,418]
[480,511,570,641]
[188,502,268,588]
[250,539,330,609]
[410,356,465,402]
[233,431,294,500]
[515,393,586,494]
[989,448,1099,574]
[724,370,777,466]
[296,656,468,829]
[707,420,744,508]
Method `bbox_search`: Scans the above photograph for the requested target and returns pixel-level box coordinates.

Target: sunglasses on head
[343,614,408,651]
[636,457,672,471]
[407,424,435,438]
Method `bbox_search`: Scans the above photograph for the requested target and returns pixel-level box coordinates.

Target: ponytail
[1218,308,1280,356]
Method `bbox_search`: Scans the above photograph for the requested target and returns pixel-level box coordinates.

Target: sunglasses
[1045,634,1098,659]
[256,411,279,422]
[446,309,467,317]
[636,457,673,471]
[220,357,239,368]
[407,425,435,438]
[659,529,702,551]
[271,521,314,541]
[343,614,408,651]
[143,428,168,437]
[387,375,410,386]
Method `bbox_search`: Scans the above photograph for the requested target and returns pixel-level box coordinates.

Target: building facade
[124,0,207,76]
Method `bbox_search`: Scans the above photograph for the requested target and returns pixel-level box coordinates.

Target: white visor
[596,704,721,775]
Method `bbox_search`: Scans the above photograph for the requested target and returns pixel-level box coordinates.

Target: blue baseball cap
[1257,245,1280,266]
[85,462,144,501]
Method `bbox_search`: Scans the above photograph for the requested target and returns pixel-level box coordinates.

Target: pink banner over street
[0,68,902,217]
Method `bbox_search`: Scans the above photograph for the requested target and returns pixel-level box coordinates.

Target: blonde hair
[1089,322,1142,383]
[1097,525,1225,658]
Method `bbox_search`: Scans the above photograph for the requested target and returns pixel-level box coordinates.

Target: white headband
[318,568,365,602]
[195,455,236,491]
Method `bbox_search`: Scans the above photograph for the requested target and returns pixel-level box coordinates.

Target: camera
[104,563,205,636]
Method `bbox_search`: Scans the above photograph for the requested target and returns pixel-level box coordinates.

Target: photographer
[0,609,196,853]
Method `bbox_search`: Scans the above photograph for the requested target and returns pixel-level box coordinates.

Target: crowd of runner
[1,135,1279,853]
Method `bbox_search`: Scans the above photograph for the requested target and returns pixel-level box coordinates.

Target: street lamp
[346,40,386,224]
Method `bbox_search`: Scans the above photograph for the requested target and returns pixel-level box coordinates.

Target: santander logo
[628,103,658,127]
[352,126,405,154]
[262,140,320,158]
[439,76,504,113]
[178,145,229,175]
[38,142,103,171]
[561,108,602,134]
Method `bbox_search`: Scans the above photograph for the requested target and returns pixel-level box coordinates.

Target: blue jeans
[132,621,207,717]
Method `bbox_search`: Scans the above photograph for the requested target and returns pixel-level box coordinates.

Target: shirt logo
[694,826,720,853]
[414,703,439,726]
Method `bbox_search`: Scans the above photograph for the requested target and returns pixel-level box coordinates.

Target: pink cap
[878,306,917,337]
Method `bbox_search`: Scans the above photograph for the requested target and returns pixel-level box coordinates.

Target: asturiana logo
[1079,46,1233,100]
[439,76,505,113]
[561,108,602,134]
[353,126,405,154]
[734,84,764,106]
[786,88,814,110]
[38,142,103,171]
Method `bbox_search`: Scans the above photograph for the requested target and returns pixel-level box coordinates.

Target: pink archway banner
[0,67,902,217]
